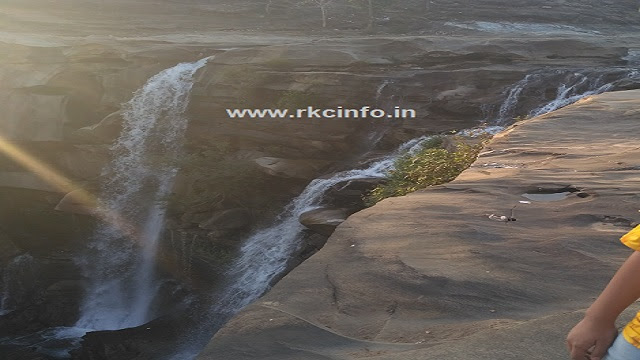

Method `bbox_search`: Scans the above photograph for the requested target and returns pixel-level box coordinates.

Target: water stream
[495,69,640,126]
[213,136,429,317]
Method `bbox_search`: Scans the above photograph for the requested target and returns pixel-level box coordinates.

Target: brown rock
[298,208,350,236]
[253,157,330,179]
[200,208,251,230]
[70,111,124,144]
[0,172,58,192]
[55,145,110,180]
[54,189,98,215]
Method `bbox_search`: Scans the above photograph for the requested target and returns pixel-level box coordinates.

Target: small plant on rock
[364,138,483,206]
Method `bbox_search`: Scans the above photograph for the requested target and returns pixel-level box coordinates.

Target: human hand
[566,316,617,360]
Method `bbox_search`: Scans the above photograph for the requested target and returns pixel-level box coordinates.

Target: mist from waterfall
[75,57,211,331]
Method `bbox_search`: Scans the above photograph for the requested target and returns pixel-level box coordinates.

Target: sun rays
[0,132,138,240]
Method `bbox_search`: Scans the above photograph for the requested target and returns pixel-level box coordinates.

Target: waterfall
[494,69,640,126]
[527,74,612,117]
[496,74,533,123]
[0,254,36,315]
[213,136,429,317]
[75,57,211,331]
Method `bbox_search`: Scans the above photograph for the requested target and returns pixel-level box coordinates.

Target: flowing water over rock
[445,21,602,36]
[75,57,211,331]
[495,69,640,126]
[213,136,429,317]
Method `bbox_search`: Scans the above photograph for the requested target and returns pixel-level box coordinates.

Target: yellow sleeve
[623,311,640,349]
[621,224,640,251]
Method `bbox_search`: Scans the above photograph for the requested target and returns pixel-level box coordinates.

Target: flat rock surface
[199,90,640,359]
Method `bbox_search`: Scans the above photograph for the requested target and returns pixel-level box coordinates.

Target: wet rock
[70,111,124,145]
[0,257,83,338]
[0,172,58,193]
[299,208,350,236]
[199,208,251,230]
[0,345,54,360]
[71,313,192,360]
[253,157,330,179]
[0,232,20,265]
[53,145,109,180]
[323,178,386,210]
[54,189,99,215]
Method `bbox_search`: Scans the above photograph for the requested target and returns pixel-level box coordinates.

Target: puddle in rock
[522,186,581,202]
[522,192,571,202]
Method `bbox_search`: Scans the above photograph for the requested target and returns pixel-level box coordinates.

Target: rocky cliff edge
[198,89,640,360]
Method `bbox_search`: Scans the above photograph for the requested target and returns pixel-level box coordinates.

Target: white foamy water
[497,74,533,123]
[461,69,640,136]
[527,75,613,118]
[75,57,211,331]
[445,21,600,36]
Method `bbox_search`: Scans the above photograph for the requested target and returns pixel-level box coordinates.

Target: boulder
[253,157,330,179]
[299,208,350,236]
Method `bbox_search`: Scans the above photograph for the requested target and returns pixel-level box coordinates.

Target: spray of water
[75,57,211,331]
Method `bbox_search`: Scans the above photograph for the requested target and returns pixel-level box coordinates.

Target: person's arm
[567,251,640,360]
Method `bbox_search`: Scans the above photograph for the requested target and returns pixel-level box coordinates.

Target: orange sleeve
[621,225,640,251]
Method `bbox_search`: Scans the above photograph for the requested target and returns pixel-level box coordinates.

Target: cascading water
[75,57,211,331]
[213,136,429,316]
[494,68,640,126]
[497,74,533,122]
[527,74,612,118]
